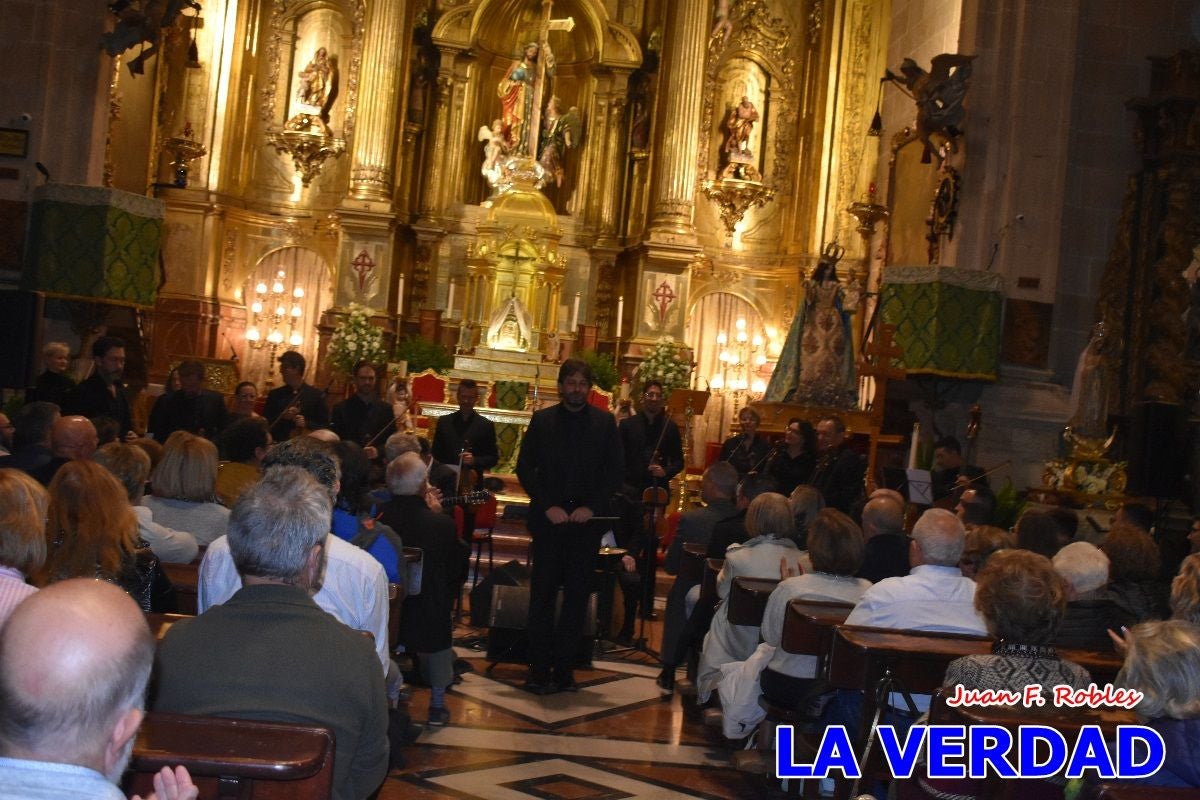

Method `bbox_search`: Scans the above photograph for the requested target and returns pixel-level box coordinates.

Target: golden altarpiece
[95,0,891,448]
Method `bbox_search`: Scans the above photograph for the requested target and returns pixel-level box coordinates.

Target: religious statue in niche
[486,295,535,352]
[718,96,762,181]
[711,0,733,45]
[1064,322,1115,458]
[763,242,859,408]
[883,53,975,165]
[295,47,339,125]
[497,42,555,156]
[538,97,582,188]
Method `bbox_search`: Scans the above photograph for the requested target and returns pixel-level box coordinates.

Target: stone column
[418,63,456,221]
[348,0,404,200]
[646,0,707,240]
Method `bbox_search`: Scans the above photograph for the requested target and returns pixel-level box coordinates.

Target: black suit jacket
[431,410,499,482]
[263,382,330,440]
[810,444,865,514]
[62,373,133,436]
[618,411,683,495]
[516,402,624,536]
[331,394,394,450]
[149,389,230,441]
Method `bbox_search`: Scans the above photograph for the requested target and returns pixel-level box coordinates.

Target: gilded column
[418,69,455,220]
[598,94,628,239]
[349,0,405,200]
[647,0,707,240]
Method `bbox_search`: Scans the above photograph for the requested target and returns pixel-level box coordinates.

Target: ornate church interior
[4,0,1200,798]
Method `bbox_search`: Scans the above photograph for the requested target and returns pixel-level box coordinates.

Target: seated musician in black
[765,417,816,497]
[719,407,770,479]
[809,415,865,514]
[615,381,683,643]
[930,435,987,505]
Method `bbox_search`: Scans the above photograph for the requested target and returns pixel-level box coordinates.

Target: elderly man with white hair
[1052,540,1121,651]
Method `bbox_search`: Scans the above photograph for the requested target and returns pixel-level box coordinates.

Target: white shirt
[199,533,390,675]
[762,572,871,678]
[0,756,124,799]
[132,505,198,564]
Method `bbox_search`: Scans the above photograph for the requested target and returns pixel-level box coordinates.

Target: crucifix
[525,0,575,159]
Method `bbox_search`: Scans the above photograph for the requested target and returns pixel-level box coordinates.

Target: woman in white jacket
[696,492,800,702]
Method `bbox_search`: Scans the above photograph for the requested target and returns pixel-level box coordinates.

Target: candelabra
[246,269,306,376]
[709,317,771,439]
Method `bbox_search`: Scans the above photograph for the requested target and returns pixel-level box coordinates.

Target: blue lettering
[1115,726,1165,779]
[967,725,1017,779]
[775,725,861,779]
[877,725,926,779]
[925,726,967,779]
[1065,726,1117,779]
[1017,725,1068,778]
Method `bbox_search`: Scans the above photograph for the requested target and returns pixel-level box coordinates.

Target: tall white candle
[447,281,456,318]
[615,295,624,335]
[908,422,920,469]
[397,274,404,312]
[571,292,581,331]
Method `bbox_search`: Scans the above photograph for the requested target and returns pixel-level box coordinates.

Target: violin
[457,443,485,508]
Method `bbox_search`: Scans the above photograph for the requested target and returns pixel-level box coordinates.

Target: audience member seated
[378,452,464,726]
[1014,510,1062,559]
[1102,522,1168,625]
[93,415,120,447]
[214,416,270,508]
[955,485,995,527]
[34,461,177,613]
[131,436,164,473]
[154,468,388,800]
[719,408,770,479]
[708,473,779,559]
[147,361,229,442]
[958,524,1013,580]
[760,508,871,708]
[199,438,391,678]
[1112,619,1200,789]
[1170,553,1200,624]
[787,484,824,552]
[0,402,59,476]
[1046,505,1079,548]
[697,492,801,702]
[331,440,404,583]
[903,549,1092,800]
[229,380,263,421]
[658,462,740,691]
[856,494,908,583]
[0,469,47,626]
[26,340,75,406]
[1114,501,1154,534]
[143,432,230,546]
[94,442,198,564]
[1052,541,1121,651]
[0,578,196,800]
[30,415,98,486]
[766,418,816,497]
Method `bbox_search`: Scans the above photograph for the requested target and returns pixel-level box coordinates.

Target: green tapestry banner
[22,184,163,307]
[879,266,1003,381]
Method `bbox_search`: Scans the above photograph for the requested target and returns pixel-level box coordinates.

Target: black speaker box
[469,559,530,627]
[0,289,44,390]
[1127,401,1186,498]
[485,584,596,667]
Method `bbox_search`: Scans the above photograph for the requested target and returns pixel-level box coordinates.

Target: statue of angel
[478,118,507,188]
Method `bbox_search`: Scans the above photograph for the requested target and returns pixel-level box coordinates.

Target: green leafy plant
[991,478,1027,531]
[635,337,691,396]
[575,349,618,392]
[326,303,388,377]
[393,333,453,374]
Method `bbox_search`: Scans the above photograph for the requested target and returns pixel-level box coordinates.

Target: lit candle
[397,274,404,312]
[908,422,920,469]
[447,281,456,318]
[615,295,624,335]
[571,292,581,331]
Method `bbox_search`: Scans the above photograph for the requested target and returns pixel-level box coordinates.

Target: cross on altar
[652,280,677,325]
[526,0,576,157]
[351,249,376,295]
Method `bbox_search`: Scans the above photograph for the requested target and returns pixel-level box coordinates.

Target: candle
[908,422,920,470]
[447,281,456,318]
[571,292,581,331]
[397,274,404,312]
[615,295,624,335]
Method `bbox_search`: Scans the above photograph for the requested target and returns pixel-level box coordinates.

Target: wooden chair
[455,494,499,588]
[727,576,779,627]
[700,558,724,609]
[123,712,334,800]
[162,560,200,615]
[1060,646,1124,685]
[387,582,404,653]
[146,612,192,641]
[677,542,707,588]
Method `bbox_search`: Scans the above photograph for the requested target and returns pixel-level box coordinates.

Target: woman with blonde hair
[1169,553,1200,625]
[0,469,49,624]
[696,492,800,702]
[143,430,230,546]
[28,340,75,406]
[33,460,176,612]
[94,441,198,564]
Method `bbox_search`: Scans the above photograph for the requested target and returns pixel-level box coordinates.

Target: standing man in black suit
[263,351,329,441]
[62,335,135,440]
[331,360,394,460]
[809,415,865,514]
[516,359,623,694]
[148,360,230,441]
[615,380,683,641]
[431,378,498,491]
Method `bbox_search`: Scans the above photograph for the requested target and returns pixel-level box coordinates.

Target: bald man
[0,578,195,799]
[29,416,98,486]
[856,495,910,583]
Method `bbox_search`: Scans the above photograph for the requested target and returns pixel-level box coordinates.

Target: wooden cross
[526,0,576,157]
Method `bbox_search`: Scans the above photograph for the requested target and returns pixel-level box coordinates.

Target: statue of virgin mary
[763,243,858,408]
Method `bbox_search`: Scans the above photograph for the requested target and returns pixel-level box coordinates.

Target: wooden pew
[726,576,779,627]
[1060,646,1124,685]
[678,542,707,588]
[827,626,991,800]
[123,712,334,800]
[147,612,192,641]
[699,558,723,608]
[162,560,199,615]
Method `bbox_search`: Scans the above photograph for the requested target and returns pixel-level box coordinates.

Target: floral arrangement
[1042,458,1127,498]
[327,303,387,377]
[636,337,691,396]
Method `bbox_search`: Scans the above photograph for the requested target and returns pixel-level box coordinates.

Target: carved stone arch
[430,4,474,50]
[602,20,642,69]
